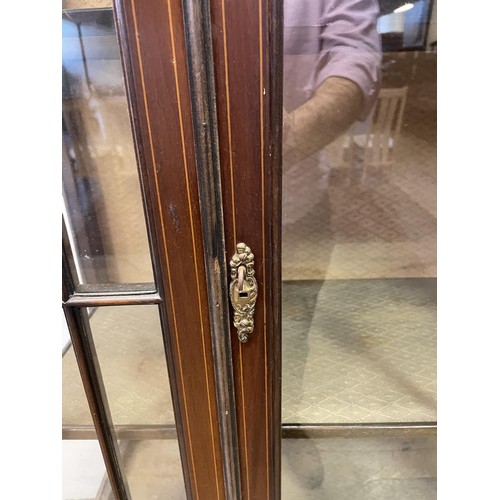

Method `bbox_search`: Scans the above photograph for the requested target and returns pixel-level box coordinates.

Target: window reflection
[281,0,437,493]
[62,9,154,286]
[282,0,437,424]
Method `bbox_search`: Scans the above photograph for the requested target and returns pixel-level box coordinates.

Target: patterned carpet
[282,278,436,423]
[282,130,436,281]
[62,306,175,427]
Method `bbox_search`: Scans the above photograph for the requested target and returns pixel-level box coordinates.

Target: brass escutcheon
[229,243,257,342]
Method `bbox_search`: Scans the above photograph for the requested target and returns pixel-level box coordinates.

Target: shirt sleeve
[315,0,382,121]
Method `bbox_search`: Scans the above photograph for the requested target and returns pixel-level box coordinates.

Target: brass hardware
[229,243,257,343]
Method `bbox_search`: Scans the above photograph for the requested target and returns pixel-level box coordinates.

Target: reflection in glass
[91,306,176,426]
[119,440,186,500]
[62,305,184,498]
[62,9,153,286]
[63,306,175,427]
[63,342,94,427]
[282,0,437,427]
[62,439,186,500]
[282,435,436,498]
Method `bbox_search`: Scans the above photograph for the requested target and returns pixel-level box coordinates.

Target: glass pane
[62,8,154,287]
[62,439,186,499]
[282,435,436,498]
[281,0,437,489]
[63,306,176,426]
[63,342,94,426]
[282,0,436,428]
[118,440,186,499]
[63,440,114,499]
[92,305,176,426]
[62,306,184,498]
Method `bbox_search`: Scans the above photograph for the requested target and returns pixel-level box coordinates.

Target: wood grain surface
[114,0,226,498]
[209,0,283,498]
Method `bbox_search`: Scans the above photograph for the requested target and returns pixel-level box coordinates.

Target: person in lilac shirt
[283,0,382,225]
[282,0,382,490]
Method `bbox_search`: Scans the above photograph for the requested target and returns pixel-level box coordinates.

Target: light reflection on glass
[62,9,154,286]
[281,0,437,428]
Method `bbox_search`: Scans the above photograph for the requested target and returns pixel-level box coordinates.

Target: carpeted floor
[282,278,436,423]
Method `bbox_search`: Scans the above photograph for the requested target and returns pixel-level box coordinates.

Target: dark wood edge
[181,1,242,498]
[282,422,437,438]
[111,1,166,305]
[64,240,129,499]
[111,2,195,498]
[267,0,283,499]
[63,251,132,499]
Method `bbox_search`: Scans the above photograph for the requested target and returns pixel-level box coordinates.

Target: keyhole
[239,291,248,298]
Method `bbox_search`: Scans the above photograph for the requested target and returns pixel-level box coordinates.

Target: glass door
[63,0,437,498]
[62,1,240,498]
[207,0,437,498]
[62,9,181,499]
[280,0,437,496]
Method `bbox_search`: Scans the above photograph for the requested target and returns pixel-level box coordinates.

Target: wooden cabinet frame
[63,0,282,498]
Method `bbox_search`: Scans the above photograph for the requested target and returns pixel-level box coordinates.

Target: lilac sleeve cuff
[316,0,382,120]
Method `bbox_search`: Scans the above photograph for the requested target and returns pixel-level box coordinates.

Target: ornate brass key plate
[229,243,258,342]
